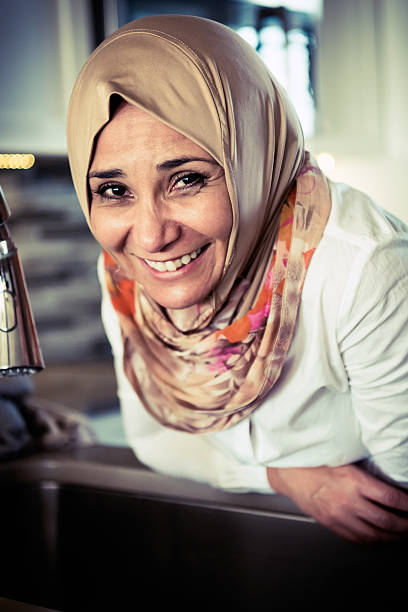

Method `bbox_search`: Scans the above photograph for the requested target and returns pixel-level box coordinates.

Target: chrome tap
[0,185,44,376]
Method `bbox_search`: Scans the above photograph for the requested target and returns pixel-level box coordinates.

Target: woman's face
[88,103,232,310]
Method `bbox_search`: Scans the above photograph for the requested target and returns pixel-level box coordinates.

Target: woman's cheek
[90,209,121,251]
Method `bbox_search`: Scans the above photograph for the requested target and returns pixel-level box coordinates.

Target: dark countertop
[1,444,406,611]
[0,444,308,519]
[0,598,59,612]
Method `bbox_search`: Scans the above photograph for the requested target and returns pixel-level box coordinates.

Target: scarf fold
[67,15,331,433]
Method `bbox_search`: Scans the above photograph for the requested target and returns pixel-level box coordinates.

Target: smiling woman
[88,103,232,310]
[67,15,408,544]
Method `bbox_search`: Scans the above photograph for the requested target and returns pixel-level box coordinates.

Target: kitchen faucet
[0,185,44,376]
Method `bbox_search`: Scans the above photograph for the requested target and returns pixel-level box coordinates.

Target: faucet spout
[0,185,44,376]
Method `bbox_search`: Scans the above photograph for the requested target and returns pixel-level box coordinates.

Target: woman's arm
[266,463,408,543]
[267,239,408,543]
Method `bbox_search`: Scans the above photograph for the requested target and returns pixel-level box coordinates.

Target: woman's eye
[173,172,206,191]
[96,183,129,199]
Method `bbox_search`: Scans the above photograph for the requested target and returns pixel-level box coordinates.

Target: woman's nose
[128,202,181,254]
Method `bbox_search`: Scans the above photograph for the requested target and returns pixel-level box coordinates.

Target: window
[106,0,321,137]
[236,2,321,138]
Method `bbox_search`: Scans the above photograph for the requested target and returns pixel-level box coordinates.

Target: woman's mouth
[143,245,208,272]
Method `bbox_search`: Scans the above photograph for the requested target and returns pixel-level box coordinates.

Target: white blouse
[98,180,408,493]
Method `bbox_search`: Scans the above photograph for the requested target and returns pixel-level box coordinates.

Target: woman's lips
[139,244,210,277]
[144,246,202,272]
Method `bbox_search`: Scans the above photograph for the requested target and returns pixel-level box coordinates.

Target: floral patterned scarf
[103,153,331,432]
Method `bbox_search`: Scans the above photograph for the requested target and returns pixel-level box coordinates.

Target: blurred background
[0,0,407,431]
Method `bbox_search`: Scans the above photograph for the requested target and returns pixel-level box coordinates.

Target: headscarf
[67,15,331,433]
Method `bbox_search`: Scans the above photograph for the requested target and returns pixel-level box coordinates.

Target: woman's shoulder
[307,180,408,290]
[324,180,408,251]
[302,180,408,320]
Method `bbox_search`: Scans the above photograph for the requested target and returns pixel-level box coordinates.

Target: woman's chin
[147,289,207,310]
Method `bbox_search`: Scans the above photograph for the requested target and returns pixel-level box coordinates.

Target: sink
[0,446,406,611]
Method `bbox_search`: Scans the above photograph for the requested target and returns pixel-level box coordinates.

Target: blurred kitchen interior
[0,0,407,425]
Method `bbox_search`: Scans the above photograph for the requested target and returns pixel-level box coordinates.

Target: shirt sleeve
[337,238,408,486]
[96,253,271,493]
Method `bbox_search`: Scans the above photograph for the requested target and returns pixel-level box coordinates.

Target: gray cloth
[0,376,33,457]
[0,398,31,457]
[0,376,96,459]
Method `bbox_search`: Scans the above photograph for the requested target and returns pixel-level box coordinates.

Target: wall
[0,0,92,154]
[307,0,408,222]
[0,0,105,366]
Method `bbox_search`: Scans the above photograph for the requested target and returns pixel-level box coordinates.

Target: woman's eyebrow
[88,168,125,179]
[156,156,218,171]
[88,158,218,178]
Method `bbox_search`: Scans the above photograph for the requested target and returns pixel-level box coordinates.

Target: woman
[67,15,408,543]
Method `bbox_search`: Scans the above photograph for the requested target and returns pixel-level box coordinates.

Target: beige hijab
[67,15,331,432]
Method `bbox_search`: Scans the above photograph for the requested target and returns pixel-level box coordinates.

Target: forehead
[91,102,210,165]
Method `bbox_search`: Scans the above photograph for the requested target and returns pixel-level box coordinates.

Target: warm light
[236,26,259,49]
[316,152,335,174]
[0,154,35,169]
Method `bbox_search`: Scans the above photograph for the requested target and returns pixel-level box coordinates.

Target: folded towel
[0,375,96,458]
[0,398,31,458]
[19,396,97,451]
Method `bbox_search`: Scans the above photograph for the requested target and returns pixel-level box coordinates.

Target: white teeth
[145,247,202,272]
[165,260,177,272]
[148,261,166,272]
